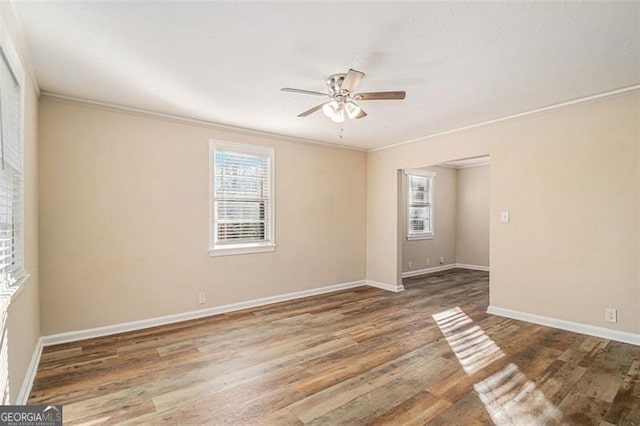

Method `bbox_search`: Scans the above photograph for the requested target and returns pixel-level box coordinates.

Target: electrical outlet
[408,261,412,270]
[605,308,617,323]
[198,292,206,304]
[426,258,430,266]
[439,256,445,265]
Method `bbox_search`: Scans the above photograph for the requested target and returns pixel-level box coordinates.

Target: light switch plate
[500,211,510,223]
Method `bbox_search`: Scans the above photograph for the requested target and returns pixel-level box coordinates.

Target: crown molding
[370,84,640,152]
[40,92,367,152]
[42,84,639,153]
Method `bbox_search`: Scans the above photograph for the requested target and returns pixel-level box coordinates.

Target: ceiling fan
[281,69,406,123]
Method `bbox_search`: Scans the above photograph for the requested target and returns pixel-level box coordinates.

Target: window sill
[208,244,276,257]
[2,272,31,305]
[407,235,435,241]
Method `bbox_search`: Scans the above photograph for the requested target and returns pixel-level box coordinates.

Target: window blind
[213,148,272,244]
[407,174,433,236]
[0,48,24,290]
[0,28,26,404]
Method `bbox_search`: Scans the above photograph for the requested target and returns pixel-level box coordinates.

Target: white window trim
[407,234,435,241]
[405,169,435,240]
[4,272,30,304]
[208,140,276,257]
[0,16,28,295]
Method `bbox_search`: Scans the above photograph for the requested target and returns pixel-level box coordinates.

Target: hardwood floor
[29,269,640,425]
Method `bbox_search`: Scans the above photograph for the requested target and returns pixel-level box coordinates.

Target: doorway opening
[398,155,490,287]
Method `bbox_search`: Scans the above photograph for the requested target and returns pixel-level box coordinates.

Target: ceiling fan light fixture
[322,100,338,118]
[331,105,345,123]
[283,68,406,121]
[345,101,361,119]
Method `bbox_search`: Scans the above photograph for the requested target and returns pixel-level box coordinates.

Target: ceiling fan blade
[341,69,365,93]
[297,103,327,117]
[355,91,406,100]
[281,88,327,97]
[355,109,367,119]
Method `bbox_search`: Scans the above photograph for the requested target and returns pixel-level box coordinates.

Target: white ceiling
[12,1,640,150]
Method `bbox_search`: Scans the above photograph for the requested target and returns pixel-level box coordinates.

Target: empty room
[1,1,639,424]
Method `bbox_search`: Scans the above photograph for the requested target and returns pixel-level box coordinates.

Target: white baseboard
[366,280,405,293]
[455,263,490,272]
[42,280,367,346]
[487,305,640,347]
[402,264,456,278]
[16,337,43,404]
[401,263,489,278]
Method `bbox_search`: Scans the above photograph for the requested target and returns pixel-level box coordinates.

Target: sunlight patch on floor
[474,363,562,425]
[433,307,563,425]
[433,307,504,374]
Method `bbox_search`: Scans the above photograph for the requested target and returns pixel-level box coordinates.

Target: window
[209,141,275,256]
[406,170,435,240]
[1,20,27,405]
[0,33,26,293]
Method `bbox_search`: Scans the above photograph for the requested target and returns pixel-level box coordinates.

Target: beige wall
[38,97,367,335]
[1,3,40,403]
[368,91,639,333]
[401,166,457,272]
[456,165,490,266]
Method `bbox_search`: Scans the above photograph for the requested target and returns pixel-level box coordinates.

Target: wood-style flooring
[29,269,640,425]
